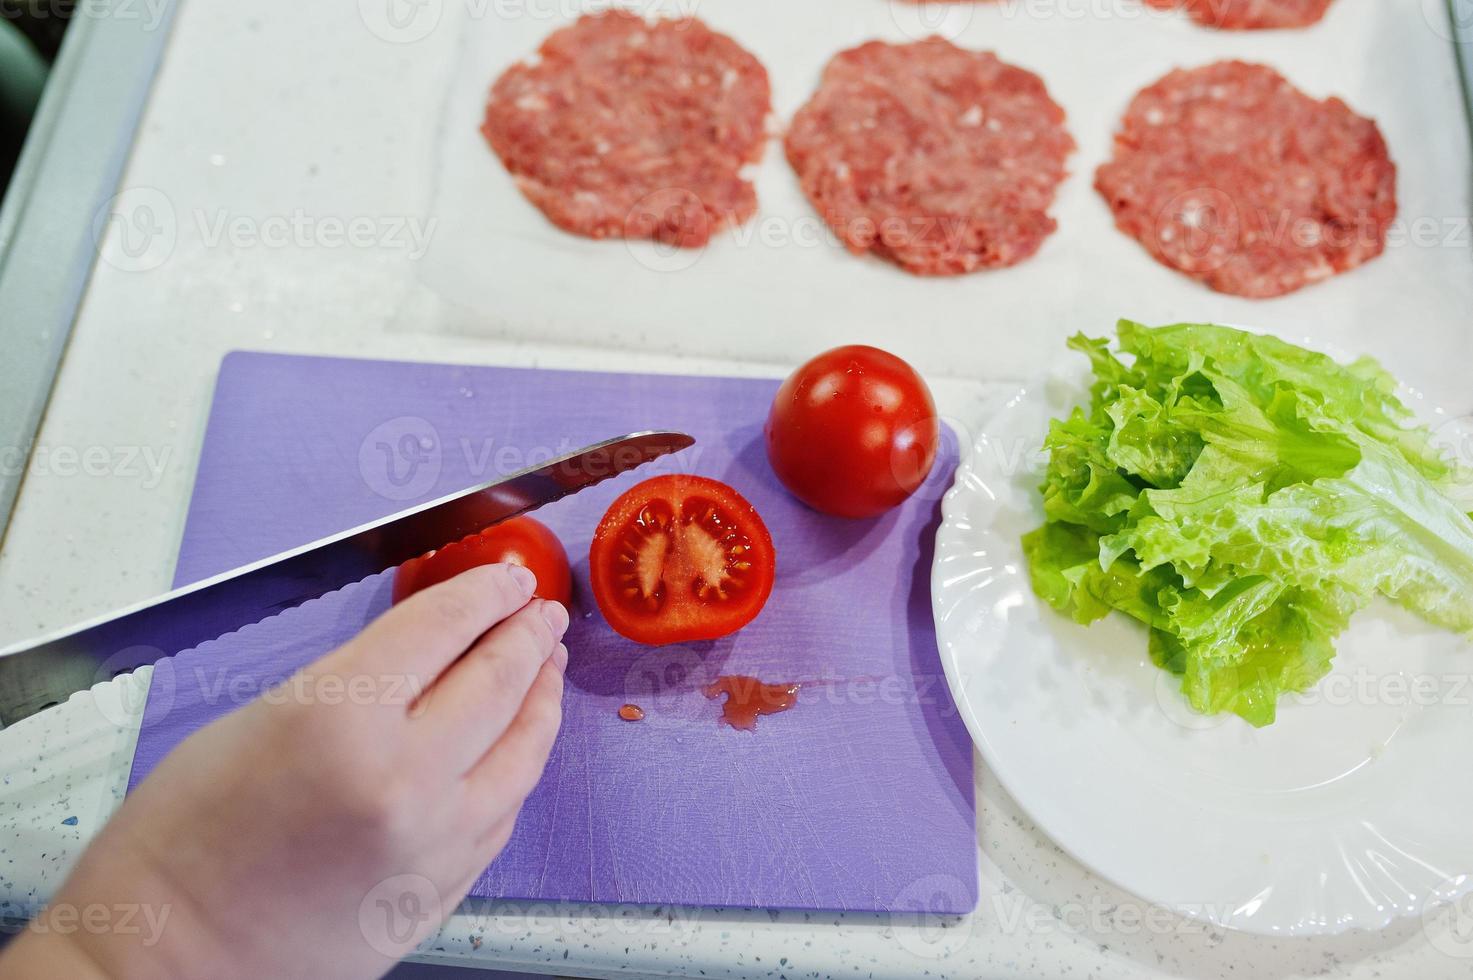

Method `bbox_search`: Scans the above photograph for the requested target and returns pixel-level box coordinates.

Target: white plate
[932,367,1473,936]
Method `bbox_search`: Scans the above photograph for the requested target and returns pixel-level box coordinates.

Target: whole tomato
[765,345,939,518]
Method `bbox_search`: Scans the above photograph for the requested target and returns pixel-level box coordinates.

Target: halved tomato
[392,515,572,607]
[590,475,775,645]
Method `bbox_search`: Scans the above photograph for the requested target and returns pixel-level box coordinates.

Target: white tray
[411,0,1472,391]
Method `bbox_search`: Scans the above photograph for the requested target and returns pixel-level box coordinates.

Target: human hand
[4,563,568,979]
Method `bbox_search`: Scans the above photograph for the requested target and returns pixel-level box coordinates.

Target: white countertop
[1,1,1470,977]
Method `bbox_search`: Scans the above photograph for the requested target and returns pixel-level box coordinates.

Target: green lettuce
[1023,321,1473,727]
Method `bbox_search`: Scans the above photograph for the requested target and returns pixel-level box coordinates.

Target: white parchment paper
[413,0,1473,399]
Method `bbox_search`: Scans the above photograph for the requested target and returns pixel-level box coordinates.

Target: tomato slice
[392,515,572,607]
[590,475,775,645]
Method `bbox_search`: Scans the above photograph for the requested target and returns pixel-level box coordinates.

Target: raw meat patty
[1095,61,1396,298]
[784,38,1075,276]
[1144,0,1336,30]
[482,11,771,248]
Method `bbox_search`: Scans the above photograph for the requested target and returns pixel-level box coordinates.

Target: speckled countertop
[2,667,1469,978]
[2,0,1471,976]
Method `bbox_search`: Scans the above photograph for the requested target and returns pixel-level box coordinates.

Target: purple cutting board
[126,352,978,913]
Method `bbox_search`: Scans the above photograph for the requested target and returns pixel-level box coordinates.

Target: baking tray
[410,0,1473,392]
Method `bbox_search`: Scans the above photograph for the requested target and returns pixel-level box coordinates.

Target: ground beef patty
[784,39,1074,276]
[482,11,770,248]
[1144,0,1335,30]
[1095,61,1396,298]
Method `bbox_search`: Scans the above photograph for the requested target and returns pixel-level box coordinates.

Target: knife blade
[0,430,694,727]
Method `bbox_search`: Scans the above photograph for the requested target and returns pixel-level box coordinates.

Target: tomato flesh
[392,515,572,607]
[590,475,775,645]
[765,345,939,518]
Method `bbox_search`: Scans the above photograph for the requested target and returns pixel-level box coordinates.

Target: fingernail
[540,599,569,639]
[507,564,537,597]
[553,643,569,672]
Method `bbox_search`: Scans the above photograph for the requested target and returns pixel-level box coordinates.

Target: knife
[0,430,694,727]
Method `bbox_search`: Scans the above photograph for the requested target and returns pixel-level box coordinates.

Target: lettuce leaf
[1024,321,1473,726]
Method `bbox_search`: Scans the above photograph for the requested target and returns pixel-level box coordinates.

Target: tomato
[765,345,939,518]
[392,516,572,607]
[589,475,775,645]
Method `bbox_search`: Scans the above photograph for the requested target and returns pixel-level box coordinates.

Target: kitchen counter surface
[1,1,1469,976]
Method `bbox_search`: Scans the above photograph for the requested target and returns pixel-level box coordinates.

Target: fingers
[335,563,538,689]
[463,644,567,824]
[415,599,568,773]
